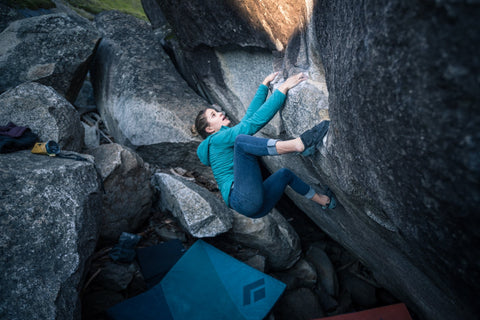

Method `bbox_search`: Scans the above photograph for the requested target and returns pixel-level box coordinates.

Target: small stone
[306,244,338,296]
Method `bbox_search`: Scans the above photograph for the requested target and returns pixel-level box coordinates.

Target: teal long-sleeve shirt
[197,84,287,206]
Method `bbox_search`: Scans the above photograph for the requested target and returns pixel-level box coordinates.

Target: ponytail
[194,109,211,139]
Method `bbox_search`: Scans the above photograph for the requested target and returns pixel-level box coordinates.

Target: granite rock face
[87,143,153,241]
[91,11,206,171]
[309,1,480,319]
[0,151,101,320]
[144,1,480,319]
[0,82,84,152]
[0,13,100,102]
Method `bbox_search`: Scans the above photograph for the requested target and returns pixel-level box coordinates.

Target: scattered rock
[87,143,153,241]
[0,82,84,152]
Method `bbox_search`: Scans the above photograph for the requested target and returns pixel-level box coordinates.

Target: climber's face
[205,108,231,134]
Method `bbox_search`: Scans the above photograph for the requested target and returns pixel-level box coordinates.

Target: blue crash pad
[107,240,286,320]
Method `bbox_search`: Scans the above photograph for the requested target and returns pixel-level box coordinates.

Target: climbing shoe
[322,186,336,210]
[300,120,330,156]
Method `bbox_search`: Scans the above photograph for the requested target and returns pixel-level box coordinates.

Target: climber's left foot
[321,187,336,210]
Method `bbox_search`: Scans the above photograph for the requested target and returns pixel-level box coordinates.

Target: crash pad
[107,240,286,320]
[136,239,186,288]
[315,303,412,320]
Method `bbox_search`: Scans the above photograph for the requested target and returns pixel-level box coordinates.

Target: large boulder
[144,1,480,319]
[87,143,153,241]
[91,11,206,171]
[0,150,102,320]
[0,13,100,102]
[305,2,478,319]
[0,82,84,152]
[152,172,233,238]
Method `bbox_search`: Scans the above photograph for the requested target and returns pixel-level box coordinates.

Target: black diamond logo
[243,278,266,305]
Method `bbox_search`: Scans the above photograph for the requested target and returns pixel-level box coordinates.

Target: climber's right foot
[300,120,330,156]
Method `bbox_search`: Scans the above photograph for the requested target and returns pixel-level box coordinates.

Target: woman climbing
[194,71,336,219]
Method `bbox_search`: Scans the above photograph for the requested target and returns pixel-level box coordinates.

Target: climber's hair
[194,109,211,139]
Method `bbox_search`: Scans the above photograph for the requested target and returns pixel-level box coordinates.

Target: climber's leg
[273,120,331,155]
[275,138,305,154]
[229,135,271,217]
[247,168,309,218]
[229,134,334,218]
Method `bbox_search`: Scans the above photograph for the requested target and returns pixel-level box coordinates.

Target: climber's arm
[242,72,308,134]
[243,72,279,120]
[277,72,308,94]
[221,73,307,143]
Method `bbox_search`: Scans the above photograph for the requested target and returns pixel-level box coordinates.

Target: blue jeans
[229,135,315,218]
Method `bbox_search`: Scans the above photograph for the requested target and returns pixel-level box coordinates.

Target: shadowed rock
[87,143,153,241]
[305,244,338,297]
[151,0,275,50]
